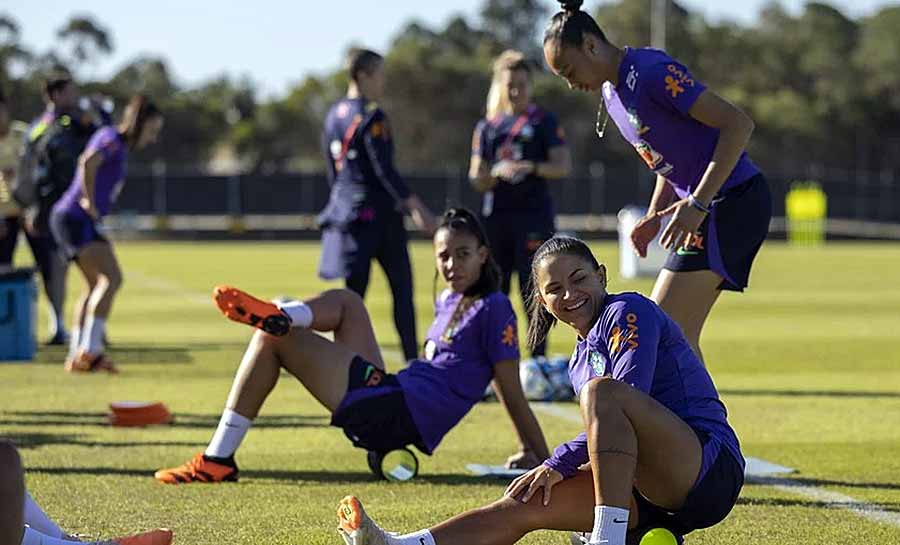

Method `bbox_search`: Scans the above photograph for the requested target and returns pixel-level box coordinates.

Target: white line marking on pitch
[531,403,900,529]
[129,270,210,306]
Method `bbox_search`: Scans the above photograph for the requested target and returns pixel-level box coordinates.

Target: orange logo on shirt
[664,75,684,98]
[501,323,517,346]
[609,313,640,354]
[370,121,389,139]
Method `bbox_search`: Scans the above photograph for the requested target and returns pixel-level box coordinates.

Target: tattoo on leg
[591,448,637,458]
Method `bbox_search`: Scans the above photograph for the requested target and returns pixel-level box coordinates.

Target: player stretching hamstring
[154,208,549,483]
[335,236,744,545]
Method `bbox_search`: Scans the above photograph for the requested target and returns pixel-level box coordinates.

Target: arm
[630,175,674,258]
[686,89,755,207]
[492,359,550,467]
[468,122,497,193]
[543,432,589,479]
[503,145,571,181]
[77,150,104,219]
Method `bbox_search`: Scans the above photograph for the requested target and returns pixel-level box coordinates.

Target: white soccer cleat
[337,496,390,545]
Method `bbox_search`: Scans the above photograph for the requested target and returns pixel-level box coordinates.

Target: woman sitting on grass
[335,236,744,545]
[154,208,549,484]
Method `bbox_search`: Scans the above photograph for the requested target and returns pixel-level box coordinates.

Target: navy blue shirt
[472,105,566,214]
[320,98,411,226]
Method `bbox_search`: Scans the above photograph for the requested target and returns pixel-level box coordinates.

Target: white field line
[128,270,211,306]
[530,403,900,530]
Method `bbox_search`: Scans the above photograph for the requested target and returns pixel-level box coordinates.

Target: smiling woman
[542,0,773,367]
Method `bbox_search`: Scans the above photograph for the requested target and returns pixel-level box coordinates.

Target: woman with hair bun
[543,0,772,365]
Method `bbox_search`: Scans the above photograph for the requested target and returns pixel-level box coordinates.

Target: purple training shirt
[397,290,520,453]
[604,47,759,199]
[544,292,743,480]
[56,126,127,218]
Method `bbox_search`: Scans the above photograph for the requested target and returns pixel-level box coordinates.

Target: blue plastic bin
[0,267,37,362]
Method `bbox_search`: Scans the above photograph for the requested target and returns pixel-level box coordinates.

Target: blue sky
[4,0,896,97]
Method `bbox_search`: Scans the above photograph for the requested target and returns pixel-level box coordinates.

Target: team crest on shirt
[424,339,437,361]
[589,351,606,376]
[520,124,534,140]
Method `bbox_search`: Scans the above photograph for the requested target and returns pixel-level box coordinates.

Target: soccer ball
[520,357,555,401]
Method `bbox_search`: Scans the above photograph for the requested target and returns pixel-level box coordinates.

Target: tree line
[2,0,899,181]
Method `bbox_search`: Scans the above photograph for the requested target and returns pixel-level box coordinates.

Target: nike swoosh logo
[613,518,628,524]
[675,247,699,256]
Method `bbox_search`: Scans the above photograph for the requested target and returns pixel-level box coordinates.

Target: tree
[480,0,547,59]
[55,15,113,70]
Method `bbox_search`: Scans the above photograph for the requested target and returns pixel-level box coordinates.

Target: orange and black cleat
[213,285,291,336]
[65,351,118,374]
[154,453,238,485]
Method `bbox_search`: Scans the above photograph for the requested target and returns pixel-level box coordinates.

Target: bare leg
[651,269,722,363]
[303,289,385,368]
[358,380,702,545]
[0,441,24,545]
[75,242,122,320]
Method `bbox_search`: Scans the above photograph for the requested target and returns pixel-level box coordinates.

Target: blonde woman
[468,50,572,358]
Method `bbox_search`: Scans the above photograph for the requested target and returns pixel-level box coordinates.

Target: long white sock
[79,316,106,355]
[388,530,435,545]
[22,491,64,539]
[277,300,313,328]
[589,505,629,545]
[204,408,252,459]
[66,327,80,361]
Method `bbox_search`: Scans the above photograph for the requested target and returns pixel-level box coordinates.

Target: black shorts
[664,174,771,291]
[631,434,744,537]
[330,356,426,454]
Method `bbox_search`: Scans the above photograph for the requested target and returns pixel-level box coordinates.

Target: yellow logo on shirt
[664,64,695,98]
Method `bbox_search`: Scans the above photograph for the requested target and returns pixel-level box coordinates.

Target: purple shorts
[49,205,107,260]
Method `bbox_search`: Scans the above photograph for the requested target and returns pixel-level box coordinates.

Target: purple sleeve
[362,111,411,203]
[538,111,566,148]
[603,298,661,394]
[646,59,707,116]
[88,127,122,161]
[484,294,519,365]
[544,432,588,479]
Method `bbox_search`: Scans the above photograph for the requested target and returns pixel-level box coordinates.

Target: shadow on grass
[748,475,900,491]
[24,465,493,486]
[720,388,900,399]
[32,344,195,365]
[738,496,900,512]
[0,411,329,429]
[4,432,204,450]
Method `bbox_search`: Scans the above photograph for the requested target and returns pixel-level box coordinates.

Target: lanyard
[497,108,532,160]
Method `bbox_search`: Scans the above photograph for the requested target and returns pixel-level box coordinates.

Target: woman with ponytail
[50,94,163,373]
[469,49,571,359]
[543,0,771,364]
[333,236,743,545]
[154,207,549,485]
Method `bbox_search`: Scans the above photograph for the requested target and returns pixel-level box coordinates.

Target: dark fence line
[114,166,899,223]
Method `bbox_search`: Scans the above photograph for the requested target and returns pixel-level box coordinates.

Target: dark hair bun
[558,0,584,12]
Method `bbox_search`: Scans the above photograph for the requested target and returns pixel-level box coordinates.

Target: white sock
[79,316,106,355]
[204,408,252,459]
[66,327,81,361]
[277,300,313,328]
[389,530,435,545]
[23,491,64,539]
[589,505,629,545]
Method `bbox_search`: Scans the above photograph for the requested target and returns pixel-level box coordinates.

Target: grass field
[3,240,900,545]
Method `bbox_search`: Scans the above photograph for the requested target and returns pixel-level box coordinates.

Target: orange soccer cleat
[213,285,291,336]
[107,528,174,545]
[337,496,390,545]
[65,351,118,374]
[154,453,238,485]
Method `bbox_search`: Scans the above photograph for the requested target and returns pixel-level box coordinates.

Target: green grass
[3,240,900,544]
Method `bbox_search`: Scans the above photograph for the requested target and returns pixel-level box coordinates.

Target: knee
[105,271,123,293]
[0,441,22,478]
[579,377,627,413]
